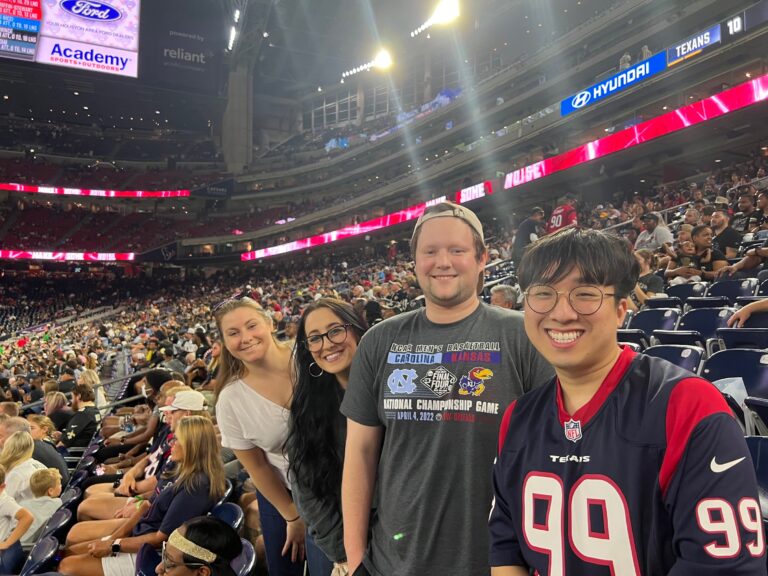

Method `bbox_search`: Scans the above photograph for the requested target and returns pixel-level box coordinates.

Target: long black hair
[285,298,368,509]
[181,516,241,576]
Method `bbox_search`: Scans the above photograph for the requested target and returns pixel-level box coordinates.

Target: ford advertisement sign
[560,52,667,116]
[59,0,122,22]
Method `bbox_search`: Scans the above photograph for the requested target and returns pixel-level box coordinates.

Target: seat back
[232,539,256,576]
[706,278,759,304]
[643,345,704,374]
[60,486,82,512]
[685,296,730,309]
[716,328,768,350]
[644,297,682,310]
[676,308,734,340]
[20,535,59,576]
[745,436,768,519]
[135,543,161,576]
[666,282,707,302]
[701,349,768,398]
[39,507,72,542]
[744,311,768,329]
[628,308,680,338]
[759,280,768,296]
[210,502,244,532]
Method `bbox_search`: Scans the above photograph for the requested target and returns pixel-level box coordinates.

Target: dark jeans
[0,541,24,574]
[255,491,304,576]
[305,531,333,576]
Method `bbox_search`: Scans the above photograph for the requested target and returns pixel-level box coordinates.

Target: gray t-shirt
[341,303,554,576]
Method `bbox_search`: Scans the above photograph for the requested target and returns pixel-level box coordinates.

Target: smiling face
[219,306,274,366]
[523,267,626,376]
[414,217,486,310]
[304,308,359,378]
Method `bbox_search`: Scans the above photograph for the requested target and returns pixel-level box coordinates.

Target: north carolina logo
[564,419,582,443]
[571,90,592,109]
[458,367,493,397]
[387,369,418,395]
[421,366,457,397]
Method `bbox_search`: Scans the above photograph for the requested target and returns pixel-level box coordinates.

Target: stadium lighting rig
[341,49,393,80]
[411,0,459,37]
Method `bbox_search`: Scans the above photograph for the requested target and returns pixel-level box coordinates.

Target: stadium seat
[135,543,161,576]
[701,349,768,398]
[716,328,768,350]
[736,296,768,307]
[745,398,768,437]
[37,507,72,543]
[760,280,768,297]
[233,539,256,576]
[706,278,759,305]
[215,479,234,507]
[665,282,707,303]
[619,342,642,352]
[643,345,704,374]
[744,437,768,519]
[210,502,244,531]
[743,311,768,329]
[684,296,730,309]
[618,308,681,348]
[60,486,82,512]
[653,308,733,356]
[19,535,59,576]
[643,297,683,310]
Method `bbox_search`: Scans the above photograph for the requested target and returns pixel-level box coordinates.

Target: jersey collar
[556,345,636,428]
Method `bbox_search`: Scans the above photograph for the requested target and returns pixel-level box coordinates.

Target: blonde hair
[213,298,289,397]
[42,380,58,394]
[0,431,34,472]
[0,463,6,485]
[44,392,68,415]
[27,415,56,440]
[30,468,61,497]
[173,416,225,501]
[79,369,100,387]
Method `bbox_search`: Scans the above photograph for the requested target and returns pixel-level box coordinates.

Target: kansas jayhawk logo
[458,367,493,397]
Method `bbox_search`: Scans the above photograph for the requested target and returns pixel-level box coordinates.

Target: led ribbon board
[0,183,190,198]
[507,74,768,190]
[0,250,135,261]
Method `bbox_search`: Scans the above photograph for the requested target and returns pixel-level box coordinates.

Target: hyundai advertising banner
[0,0,140,77]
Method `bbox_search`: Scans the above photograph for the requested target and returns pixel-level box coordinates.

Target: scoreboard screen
[722,0,768,42]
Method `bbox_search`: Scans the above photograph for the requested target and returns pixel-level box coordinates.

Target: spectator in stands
[0,402,18,418]
[711,209,742,259]
[682,208,700,227]
[700,205,715,227]
[0,431,45,501]
[44,391,72,431]
[58,367,76,393]
[731,189,759,233]
[157,516,242,576]
[6,416,68,484]
[691,224,728,280]
[490,285,518,309]
[0,463,33,573]
[286,299,368,575]
[546,194,578,234]
[59,416,226,576]
[628,249,663,311]
[55,383,99,451]
[665,240,701,285]
[633,213,673,251]
[340,202,553,575]
[19,467,62,548]
[79,369,107,413]
[214,298,307,575]
[754,190,768,238]
[159,346,185,375]
[512,207,545,262]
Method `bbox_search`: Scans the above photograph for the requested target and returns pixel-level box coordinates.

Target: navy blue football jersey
[489,346,766,575]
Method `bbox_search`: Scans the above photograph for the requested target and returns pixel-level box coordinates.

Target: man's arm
[342,420,383,573]
[491,567,529,576]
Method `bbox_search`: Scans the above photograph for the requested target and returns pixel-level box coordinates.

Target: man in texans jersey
[489,228,766,575]
[545,193,578,234]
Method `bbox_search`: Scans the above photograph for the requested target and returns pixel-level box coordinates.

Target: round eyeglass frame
[523,285,616,316]
[303,323,353,352]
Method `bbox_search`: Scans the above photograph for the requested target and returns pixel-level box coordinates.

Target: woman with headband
[156,517,242,576]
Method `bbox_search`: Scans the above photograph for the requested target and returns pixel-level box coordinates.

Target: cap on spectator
[715,196,729,204]
[186,328,195,335]
[411,202,484,244]
[531,206,545,215]
[642,213,660,222]
[159,390,206,412]
[489,248,500,256]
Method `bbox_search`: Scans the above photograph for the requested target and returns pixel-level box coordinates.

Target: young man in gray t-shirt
[341,202,554,575]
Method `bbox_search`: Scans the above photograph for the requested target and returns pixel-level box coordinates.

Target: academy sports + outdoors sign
[560,52,667,116]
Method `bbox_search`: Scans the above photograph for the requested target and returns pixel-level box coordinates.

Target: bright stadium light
[373,49,392,69]
[431,0,459,24]
[233,9,240,22]
[228,26,237,50]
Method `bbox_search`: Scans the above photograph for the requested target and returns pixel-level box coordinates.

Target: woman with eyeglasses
[214,297,307,575]
[285,299,368,576]
[155,516,242,576]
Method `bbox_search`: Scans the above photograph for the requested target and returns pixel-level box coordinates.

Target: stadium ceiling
[247,0,624,96]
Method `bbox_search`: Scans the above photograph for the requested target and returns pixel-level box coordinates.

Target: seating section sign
[0,0,140,77]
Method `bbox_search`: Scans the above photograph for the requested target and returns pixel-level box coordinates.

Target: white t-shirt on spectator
[6,459,47,502]
[634,226,674,251]
[0,492,20,542]
[216,378,291,487]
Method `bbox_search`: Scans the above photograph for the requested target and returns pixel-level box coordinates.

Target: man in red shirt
[546,193,578,233]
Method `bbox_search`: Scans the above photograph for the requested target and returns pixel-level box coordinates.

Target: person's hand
[332,562,350,576]
[0,540,9,551]
[52,431,62,442]
[282,517,306,563]
[727,307,752,327]
[716,265,737,278]
[88,539,113,558]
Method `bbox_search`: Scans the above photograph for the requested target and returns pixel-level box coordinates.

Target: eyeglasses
[524,285,616,316]
[161,541,208,572]
[303,324,352,352]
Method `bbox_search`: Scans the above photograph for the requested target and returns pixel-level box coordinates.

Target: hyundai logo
[571,91,592,109]
[59,0,122,21]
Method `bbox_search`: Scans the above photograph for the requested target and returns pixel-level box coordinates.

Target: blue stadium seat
[643,297,682,310]
[38,507,72,543]
[618,308,681,349]
[745,398,768,437]
[744,437,768,519]
[653,308,733,356]
[19,535,59,576]
[760,280,768,297]
[135,543,161,576]
[706,278,759,305]
[701,349,768,399]
[665,282,707,303]
[736,296,768,307]
[210,502,244,532]
[643,345,704,374]
[716,328,768,350]
[233,539,256,576]
[744,311,768,329]
[685,296,730,309]
[60,486,82,512]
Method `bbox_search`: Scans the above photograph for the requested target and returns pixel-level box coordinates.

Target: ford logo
[59,0,122,21]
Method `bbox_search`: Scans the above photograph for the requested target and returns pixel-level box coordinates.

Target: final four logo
[421,366,457,397]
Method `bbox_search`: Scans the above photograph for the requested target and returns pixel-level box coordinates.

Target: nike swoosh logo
[710,456,746,473]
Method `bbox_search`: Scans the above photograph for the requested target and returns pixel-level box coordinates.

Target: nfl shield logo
[564,419,582,443]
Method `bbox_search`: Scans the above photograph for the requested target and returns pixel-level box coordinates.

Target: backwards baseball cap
[159,390,207,412]
[641,212,660,222]
[411,201,484,245]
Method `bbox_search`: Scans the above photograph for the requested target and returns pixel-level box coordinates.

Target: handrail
[602,201,691,233]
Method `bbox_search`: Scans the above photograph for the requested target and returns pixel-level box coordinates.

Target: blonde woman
[79,369,108,412]
[44,391,73,431]
[26,415,57,445]
[0,431,46,501]
[214,297,307,575]
[59,416,226,576]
